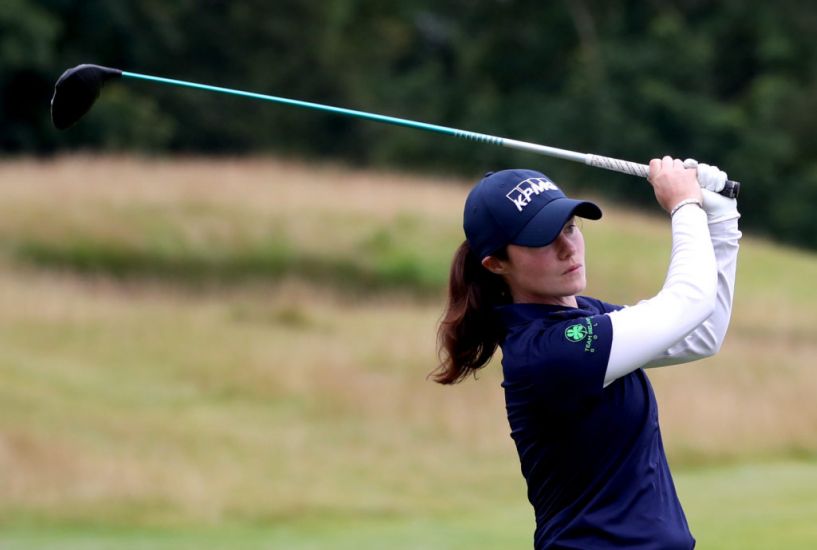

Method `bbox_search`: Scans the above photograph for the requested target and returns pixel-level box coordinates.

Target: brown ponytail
[432,240,510,384]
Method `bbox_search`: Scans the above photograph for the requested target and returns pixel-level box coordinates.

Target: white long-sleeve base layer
[604,203,741,387]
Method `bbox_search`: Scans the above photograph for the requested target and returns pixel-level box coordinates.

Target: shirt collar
[497,297,597,328]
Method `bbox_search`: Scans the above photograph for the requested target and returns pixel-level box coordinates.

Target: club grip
[585,154,740,199]
[720,179,740,198]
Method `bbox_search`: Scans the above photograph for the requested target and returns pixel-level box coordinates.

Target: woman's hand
[647,156,703,214]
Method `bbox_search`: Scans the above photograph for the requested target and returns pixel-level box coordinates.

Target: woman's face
[483,218,586,307]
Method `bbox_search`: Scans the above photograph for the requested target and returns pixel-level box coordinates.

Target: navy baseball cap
[463,169,602,260]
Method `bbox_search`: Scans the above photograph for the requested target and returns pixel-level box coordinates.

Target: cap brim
[511,198,602,248]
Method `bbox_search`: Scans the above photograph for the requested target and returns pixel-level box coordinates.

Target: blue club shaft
[123,71,503,144]
[121,70,588,163]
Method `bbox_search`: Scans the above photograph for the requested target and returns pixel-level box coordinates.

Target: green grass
[0,156,815,548]
[0,514,533,550]
[678,460,817,549]
[3,461,815,548]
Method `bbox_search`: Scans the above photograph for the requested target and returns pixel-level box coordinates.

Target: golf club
[51,64,740,198]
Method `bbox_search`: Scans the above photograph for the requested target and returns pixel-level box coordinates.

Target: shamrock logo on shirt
[565,323,588,343]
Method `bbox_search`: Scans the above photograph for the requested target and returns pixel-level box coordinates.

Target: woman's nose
[556,234,576,259]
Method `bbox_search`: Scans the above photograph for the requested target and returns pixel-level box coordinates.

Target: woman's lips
[563,264,582,275]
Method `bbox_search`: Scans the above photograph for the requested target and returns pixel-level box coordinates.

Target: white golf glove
[683,158,739,223]
[683,158,727,192]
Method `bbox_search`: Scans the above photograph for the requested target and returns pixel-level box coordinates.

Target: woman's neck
[512,293,578,308]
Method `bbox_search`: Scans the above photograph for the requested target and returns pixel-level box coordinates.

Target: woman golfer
[435,156,741,548]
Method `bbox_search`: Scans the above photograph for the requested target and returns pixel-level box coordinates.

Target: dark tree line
[2,0,816,248]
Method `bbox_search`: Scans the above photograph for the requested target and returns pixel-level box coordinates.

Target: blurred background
[1,1,816,548]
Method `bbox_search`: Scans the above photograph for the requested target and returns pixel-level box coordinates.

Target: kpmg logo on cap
[506,177,559,212]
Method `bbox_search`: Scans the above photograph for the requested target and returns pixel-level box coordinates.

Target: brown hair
[431,240,510,384]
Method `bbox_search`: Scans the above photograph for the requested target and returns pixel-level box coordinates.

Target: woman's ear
[481,255,507,275]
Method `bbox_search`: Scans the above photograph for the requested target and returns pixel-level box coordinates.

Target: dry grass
[0,270,516,525]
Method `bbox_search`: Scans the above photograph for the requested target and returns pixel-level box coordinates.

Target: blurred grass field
[0,156,815,548]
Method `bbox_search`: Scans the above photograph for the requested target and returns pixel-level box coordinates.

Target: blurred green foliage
[2,0,816,248]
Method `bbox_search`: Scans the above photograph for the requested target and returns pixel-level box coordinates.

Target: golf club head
[51,64,123,130]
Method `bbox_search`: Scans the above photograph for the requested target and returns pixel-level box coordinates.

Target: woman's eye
[564,223,577,234]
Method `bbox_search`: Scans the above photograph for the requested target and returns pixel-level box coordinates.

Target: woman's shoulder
[500,312,614,400]
[501,311,613,369]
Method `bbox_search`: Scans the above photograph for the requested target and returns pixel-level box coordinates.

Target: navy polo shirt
[499,296,694,549]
